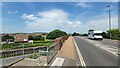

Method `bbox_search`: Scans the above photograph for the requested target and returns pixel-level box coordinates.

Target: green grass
[0,41,54,50]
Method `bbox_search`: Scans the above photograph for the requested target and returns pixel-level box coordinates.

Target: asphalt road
[100,39,118,48]
[73,36,118,66]
[82,36,118,48]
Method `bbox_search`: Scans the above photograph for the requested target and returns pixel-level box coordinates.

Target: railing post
[46,47,49,65]
[10,51,12,57]
[38,48,41,64]
[23,44,24,58]
[33,48,35,59]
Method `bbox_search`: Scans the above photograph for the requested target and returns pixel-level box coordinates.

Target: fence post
[38,48,41,64]
[13,51,14,57]
[23,44,24,58]
[11,47,12,57]
[59,39,62,50]
[33,48,35,59]
[46,47,49,65]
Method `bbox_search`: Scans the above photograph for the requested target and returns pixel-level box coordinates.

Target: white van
[88,30,103,40]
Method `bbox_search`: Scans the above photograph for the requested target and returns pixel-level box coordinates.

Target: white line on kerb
[72,37,86,68]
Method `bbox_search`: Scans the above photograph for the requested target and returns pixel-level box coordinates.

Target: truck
[88,29,103,40]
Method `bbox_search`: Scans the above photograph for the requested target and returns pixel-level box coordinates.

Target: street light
[107,4,112,39]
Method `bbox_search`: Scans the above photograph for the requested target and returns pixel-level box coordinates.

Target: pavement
[11,56,47,66]
[12,59,39,66]
[73,36,118,66]
[50,36,80,66]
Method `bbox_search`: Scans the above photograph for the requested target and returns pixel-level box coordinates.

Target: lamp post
[107,4,112,39]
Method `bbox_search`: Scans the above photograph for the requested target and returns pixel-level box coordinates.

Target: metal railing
[46,36,68,64]
[1,46,47,59]
[1,36,69,66]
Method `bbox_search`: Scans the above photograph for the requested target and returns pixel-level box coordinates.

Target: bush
[46,29,67,39]
[102,32,109,38]
[28,35,45,41]
[1,34,14,42]
[107,28,120,39]
[72,32,80,36]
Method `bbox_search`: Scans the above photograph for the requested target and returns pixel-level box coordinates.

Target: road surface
[100,39,118,48]
[82,36,118,48]
[73,36,118,66]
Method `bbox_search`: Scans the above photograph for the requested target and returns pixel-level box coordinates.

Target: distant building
[1,32,47,43]
[15,34,28,42]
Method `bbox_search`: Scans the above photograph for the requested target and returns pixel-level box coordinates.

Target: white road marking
[51,57,65,67]
[72,37,86,68]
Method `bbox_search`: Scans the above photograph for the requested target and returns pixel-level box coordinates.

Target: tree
[72,32,80,36]
[1,34,14,42]
[28,35,44,41]
[28,35,33,40]
[107,28,120,39]
[33,35,44,41]
[46,29,67,39]
[82,33,88,36]
[102,32,109,38]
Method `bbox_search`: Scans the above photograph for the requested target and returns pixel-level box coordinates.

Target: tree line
[102,28,120,40]
[1,28,120,43]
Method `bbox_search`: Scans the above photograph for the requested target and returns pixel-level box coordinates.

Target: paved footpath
[10,56,47,66]
[51,36,80,66]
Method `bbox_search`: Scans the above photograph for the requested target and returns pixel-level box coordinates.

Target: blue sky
[2,2,118,33]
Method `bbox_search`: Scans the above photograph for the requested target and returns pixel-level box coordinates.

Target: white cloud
[38,9,68,20]
[22,9,74,32]
[79,14,118,33]
[68,21,73,24]
[22,9,118,33]
[76,21,81,24]
[76,2,91,8]
[22,14,37,21]
[8,11,18,14]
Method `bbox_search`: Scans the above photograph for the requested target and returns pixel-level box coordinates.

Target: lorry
[88,29,103,40]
